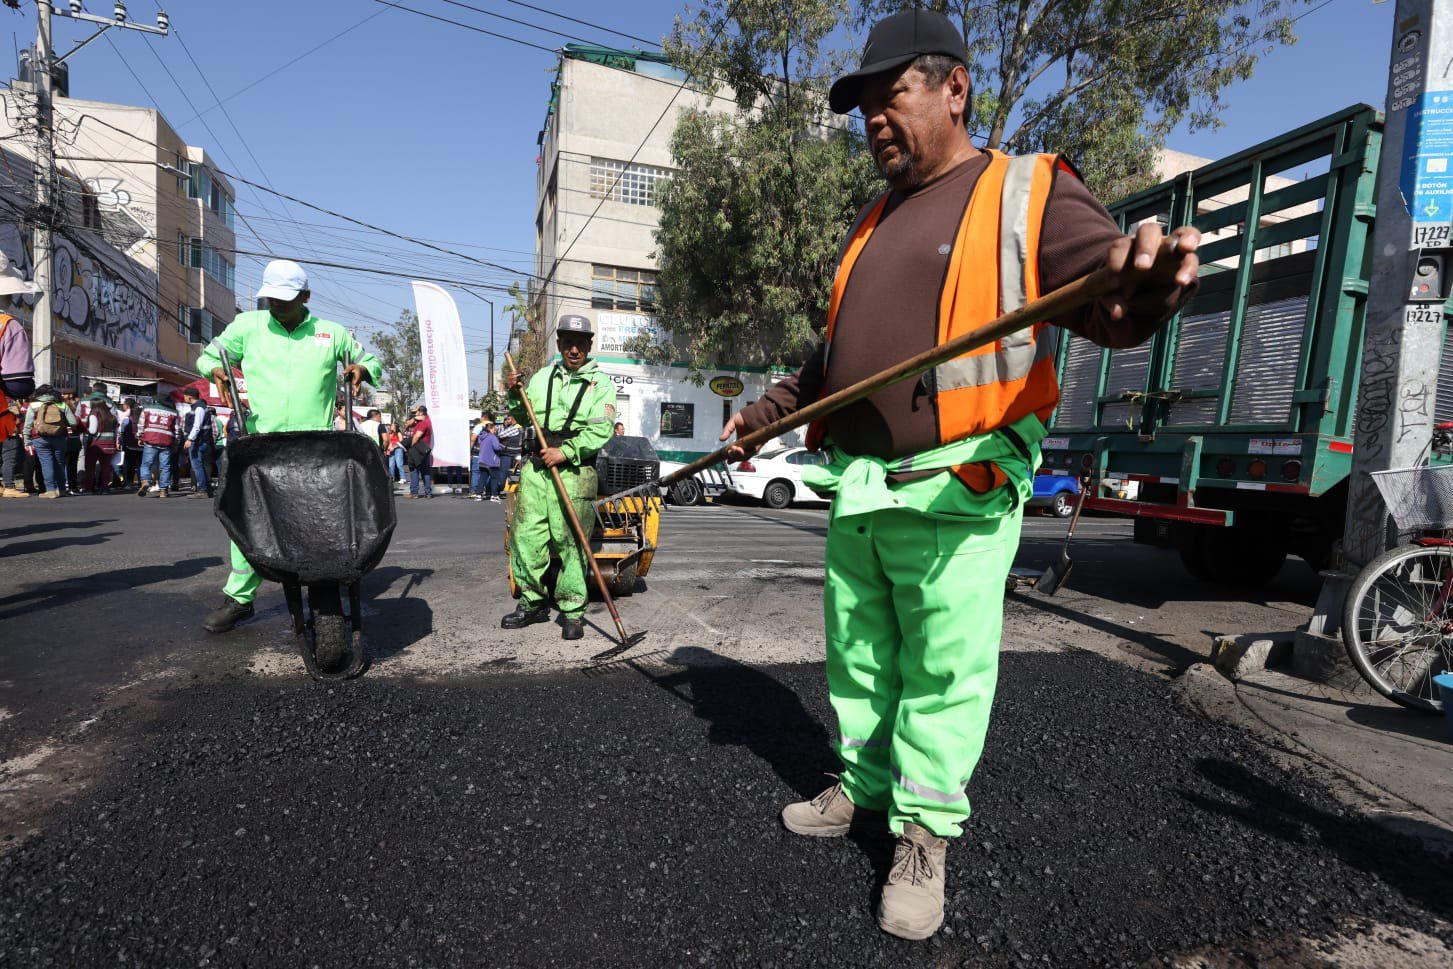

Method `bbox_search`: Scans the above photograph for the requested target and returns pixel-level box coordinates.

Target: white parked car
[728,447,826,509]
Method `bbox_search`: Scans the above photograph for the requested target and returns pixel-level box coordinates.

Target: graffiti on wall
[0,221,158,359]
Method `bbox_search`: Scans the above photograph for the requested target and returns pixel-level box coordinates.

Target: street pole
[25,2,169,388]
[487,298,495,400]
[30,0,55,387]
[1298,0,1453,674]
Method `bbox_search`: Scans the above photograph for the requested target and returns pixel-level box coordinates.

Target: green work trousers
[511,460,597,619]
[825,500,1023,838]
[225,540,260,604]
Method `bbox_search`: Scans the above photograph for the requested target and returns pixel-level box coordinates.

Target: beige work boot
[781,782,886,837]
[877,822,948,940]
[1,486,29,498]
[38,490,61,499]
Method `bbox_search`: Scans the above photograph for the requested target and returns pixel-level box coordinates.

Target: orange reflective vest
[806,151,1075,481]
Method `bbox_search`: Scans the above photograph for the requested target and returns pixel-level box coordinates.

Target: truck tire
[763,480,793,509]
[1179,525,1284,586]
[1179,524,1286,588]
[1177,531,1215,583]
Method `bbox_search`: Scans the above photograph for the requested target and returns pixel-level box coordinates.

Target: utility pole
[30,0,55,386]
[486,298,496,399]
[1298,0,1453,673]
[26,1,168,387]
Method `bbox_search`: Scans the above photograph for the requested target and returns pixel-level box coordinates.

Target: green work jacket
[508,357,617,466]
[196,310,381,434]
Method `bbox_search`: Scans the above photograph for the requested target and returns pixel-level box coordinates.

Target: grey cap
[557,314,594,336]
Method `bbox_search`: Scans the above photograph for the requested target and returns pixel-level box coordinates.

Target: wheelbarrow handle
[217,346,250,438]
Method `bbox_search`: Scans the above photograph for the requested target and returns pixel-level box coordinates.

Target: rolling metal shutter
[1052,334,1102,429]
[1229,296,1309,425]
[1165,308,1230,426]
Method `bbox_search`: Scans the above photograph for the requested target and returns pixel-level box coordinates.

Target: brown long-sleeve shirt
[739,153,1194,459]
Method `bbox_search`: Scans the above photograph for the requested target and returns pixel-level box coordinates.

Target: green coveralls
[803,412,1045,838]
[195,310,382,605]
[508,358,616,619]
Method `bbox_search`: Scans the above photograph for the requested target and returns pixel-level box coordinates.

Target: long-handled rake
[505,352,648,661]
[599,264,1122,515]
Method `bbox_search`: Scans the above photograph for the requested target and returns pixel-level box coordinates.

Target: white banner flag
[410,281,471,469]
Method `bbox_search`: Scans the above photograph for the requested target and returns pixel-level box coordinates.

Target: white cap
[0,250,40,297]
[255,259,309,302]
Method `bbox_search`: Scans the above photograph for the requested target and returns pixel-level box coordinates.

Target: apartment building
[0,90,238,389]
[532,45,799,460]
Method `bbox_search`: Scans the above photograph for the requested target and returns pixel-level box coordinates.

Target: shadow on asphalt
[629,646,837,799]
[1015,541,1321,610]
[0,531,123,557]
[0,518,116,541]
[361,566,435,662]
[0,555,224,622]
[1185,758,1453,920]
[1009,590,1207,672]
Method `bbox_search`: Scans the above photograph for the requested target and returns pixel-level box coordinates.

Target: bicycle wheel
[1343,543,1453,713]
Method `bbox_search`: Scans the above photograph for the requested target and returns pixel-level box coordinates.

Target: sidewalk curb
[1172,663,1453,858]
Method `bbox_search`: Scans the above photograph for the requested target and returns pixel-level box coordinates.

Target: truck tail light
[1281,460,1301,482]
[1247,459,1266,480]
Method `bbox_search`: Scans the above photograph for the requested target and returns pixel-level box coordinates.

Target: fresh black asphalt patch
[2,650,1450,968]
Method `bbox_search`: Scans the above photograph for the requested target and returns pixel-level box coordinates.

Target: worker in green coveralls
[195,259,381,634]
[502,314,617,641]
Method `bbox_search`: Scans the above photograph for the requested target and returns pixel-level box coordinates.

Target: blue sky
[25,0,1395,391]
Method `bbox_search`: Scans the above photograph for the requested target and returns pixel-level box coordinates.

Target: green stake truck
[1042,105,1433,587]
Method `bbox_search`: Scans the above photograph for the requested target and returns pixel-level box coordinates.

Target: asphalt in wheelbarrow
[216,430,395,585]
[2,651,1449,968]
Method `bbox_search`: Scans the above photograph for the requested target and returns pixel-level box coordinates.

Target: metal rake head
[595,484,664,530]
[591,630,649,663]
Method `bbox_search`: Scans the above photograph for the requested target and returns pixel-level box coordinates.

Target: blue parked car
[1028,474,1079,518]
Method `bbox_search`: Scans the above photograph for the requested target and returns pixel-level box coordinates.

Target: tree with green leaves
[371,309,423,414]
[651,0,1312,364]
[646,0,880,372]
[858,0,1313,200]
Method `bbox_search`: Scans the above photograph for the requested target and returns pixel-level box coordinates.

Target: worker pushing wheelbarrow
[197,259,393,681]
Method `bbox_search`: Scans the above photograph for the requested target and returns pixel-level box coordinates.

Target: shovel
[1034,472,1091,596]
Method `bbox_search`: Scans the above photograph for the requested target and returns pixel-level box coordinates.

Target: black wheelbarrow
[213,349,396,681]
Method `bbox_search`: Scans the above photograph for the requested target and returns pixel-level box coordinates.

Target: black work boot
[560,616,584,640]
[203,598,255,634]
[501,603,550,629]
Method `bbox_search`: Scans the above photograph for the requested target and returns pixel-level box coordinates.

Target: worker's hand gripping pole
[601,265,1122,505]
[217,347,249,438]
[504,352,646,661]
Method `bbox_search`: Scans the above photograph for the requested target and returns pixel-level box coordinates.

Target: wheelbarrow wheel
[609,561,638,598]
[313,613,348,673]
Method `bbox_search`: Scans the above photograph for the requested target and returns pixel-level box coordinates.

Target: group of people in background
[1,382,228,500]
[2,380,531,505]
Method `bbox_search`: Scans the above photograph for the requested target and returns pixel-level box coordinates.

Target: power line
[369,0,560,55]
[494,0,658,47]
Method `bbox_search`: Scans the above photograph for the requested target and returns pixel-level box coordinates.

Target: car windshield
[756,448,789,461]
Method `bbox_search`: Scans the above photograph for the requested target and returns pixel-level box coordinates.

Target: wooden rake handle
[660,265,1119,487]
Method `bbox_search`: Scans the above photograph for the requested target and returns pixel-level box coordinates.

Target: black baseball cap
[829,9,968,115]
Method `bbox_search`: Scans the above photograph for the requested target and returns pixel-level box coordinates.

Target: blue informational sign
[1400,92,1453,230]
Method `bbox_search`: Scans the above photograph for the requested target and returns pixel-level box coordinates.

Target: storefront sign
[597,311,668,355]
[709,375,744,398]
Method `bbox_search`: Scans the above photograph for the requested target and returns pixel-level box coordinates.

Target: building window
[187,162,235,227]
[53,353,80,393]
[589,157,671,206]
[176,302,188,336]
[591,265,657,312]
[181,236,236,291]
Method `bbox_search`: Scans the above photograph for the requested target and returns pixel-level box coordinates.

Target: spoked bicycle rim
[1343,543,1453,713]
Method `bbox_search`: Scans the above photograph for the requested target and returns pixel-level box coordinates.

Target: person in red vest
[135,397,181,497]
[719,10,1200,941]
[77,383,119,493]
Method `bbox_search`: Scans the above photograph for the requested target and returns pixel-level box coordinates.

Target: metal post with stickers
[1296,0,1453,682]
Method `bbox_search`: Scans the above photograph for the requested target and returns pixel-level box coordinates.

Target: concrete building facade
[532,46,798,461]
[0,91,238,391]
